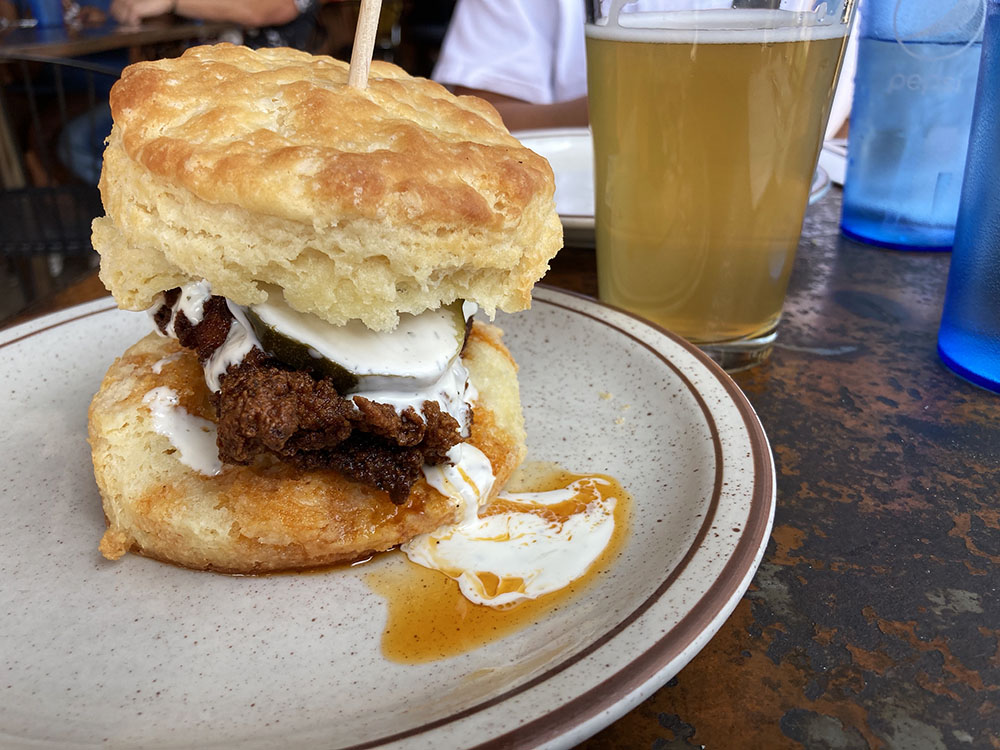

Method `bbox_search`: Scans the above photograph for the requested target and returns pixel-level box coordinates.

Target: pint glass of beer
[586,0,856,369]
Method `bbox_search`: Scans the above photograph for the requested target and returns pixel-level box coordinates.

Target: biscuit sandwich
[88,44,562,574]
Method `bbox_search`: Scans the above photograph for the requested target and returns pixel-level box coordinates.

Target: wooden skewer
[348,0,383,90]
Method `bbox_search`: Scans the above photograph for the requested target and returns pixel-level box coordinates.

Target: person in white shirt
[432,0,834,131]
[432,0,589,131]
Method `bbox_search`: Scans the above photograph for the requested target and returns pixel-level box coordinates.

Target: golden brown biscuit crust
[111,45,543,228]
[89,322,526,574]
[94,45,562,330]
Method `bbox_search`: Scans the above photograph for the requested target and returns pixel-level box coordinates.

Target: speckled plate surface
[0,287,774,749]
[515,126,830,247]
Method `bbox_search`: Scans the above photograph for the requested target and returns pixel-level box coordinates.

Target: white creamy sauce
[351,358,476,437]
[250,293,469,391]
[151,351,183,374]
[150,280,213,337]
[141,387,222,476]
[176,281,211,326]
[202,301,260,393]
[420,443,497,524]
[407,453,618,608]
[150,282,263,393]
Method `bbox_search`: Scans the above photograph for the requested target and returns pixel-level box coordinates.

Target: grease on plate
[367,462,630,663]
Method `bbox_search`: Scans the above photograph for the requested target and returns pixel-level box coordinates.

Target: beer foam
[586,9,848,44]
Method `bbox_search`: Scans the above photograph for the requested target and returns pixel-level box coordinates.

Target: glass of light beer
[586,0,856,369]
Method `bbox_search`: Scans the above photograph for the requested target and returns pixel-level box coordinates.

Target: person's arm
[110,0,299,28]
[452,86,588,131]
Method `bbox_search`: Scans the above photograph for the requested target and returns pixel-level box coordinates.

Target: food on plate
[89,45,623,607]
[92,45,559,333]
[89,321,525,572]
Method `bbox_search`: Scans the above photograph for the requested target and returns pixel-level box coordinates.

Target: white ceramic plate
[516,127,830,246]
[0,288,774,749]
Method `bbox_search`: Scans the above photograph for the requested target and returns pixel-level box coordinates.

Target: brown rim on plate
[0,290,773,749]
[470,287,775,749]
[0,302,117,351]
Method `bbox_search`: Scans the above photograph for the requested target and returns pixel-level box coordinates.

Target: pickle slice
[243,306,358,392]
[244,296,468,394]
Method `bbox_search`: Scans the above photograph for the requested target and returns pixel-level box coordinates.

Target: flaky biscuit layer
[93,44,562,330]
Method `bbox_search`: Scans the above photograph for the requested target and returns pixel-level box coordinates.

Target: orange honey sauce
[365,462,630,664]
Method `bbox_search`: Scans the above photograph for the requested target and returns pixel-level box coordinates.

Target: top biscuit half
[92,44,562,331]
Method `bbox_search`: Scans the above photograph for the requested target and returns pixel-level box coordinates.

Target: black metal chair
[0,54,118,311]
[0,54,119,251]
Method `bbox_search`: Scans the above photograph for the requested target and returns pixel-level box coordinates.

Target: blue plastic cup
[937,0,1000,392]
[28,0,65,27]
[841,0,986,250]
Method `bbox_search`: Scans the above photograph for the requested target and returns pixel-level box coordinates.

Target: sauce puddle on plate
[366,462,630,664]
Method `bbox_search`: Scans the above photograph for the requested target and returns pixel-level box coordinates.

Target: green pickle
[243,307,359,392]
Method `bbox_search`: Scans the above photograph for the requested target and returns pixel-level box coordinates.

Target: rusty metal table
[3,188,998,749]
[567,192,1000,749]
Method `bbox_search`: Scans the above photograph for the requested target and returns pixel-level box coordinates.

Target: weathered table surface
[4,189,998,749]
[568,191,1000,750]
